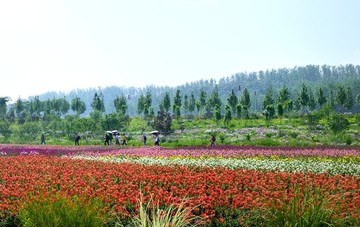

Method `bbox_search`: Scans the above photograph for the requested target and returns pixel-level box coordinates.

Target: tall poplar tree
[91,92,105,113]
[114,95,128,115]
[317,87,327,107]
[71,96,86,116]
[227,89,238,115]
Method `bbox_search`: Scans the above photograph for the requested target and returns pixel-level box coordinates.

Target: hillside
[28,64,360,116]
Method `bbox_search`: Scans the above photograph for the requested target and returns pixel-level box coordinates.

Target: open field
[0,144,359,226]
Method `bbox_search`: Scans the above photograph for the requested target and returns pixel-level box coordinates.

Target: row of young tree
[1,82,359,124]
[21,64,358,117]
[0,81,359,142]
[0,92,131,142]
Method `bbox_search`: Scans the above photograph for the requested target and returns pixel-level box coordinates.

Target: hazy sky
[1,0,360,101]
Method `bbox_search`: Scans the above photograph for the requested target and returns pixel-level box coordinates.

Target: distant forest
[4,64,360,117]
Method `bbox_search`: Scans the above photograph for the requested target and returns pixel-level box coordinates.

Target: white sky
[1,0,360,101]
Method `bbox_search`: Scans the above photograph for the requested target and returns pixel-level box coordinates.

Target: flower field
[0,144,359,226]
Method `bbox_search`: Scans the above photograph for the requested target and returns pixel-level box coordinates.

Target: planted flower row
[1,144,359,158]
[71,155,360,177]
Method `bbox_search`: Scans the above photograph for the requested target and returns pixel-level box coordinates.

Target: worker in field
[210,134,216,146]
[121,133,127,145]
[104,133,110,146]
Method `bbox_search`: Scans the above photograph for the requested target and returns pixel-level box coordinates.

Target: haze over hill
[30,64,360,116]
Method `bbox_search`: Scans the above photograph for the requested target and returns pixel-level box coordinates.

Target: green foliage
[189,92,196,114]
[152,111,172,135]
[209,85,222,112]
[15,98,25,117]
[102,113,129,131]
[57,97,70,116]
[0,97,10,119]
[198,89,207,113]
[214,104,222,123]
[344,86,354,110]
[145,90,152,112]
[267,187,354,227]
[307,89,316,111]
[276,103,284,117]
[173,89,182,112]
[118,192,199,227]
[218,132,226,143]
[264,105,275,120]
[138,90,153,119]
[317,87,327,107]
[0,211,22,226]
[256,138,281,146]
[277,84,291,105]
[223,105,232,125]
[65,116,99,135]
[235,104,242,119]
[17,121,41,143]
[288,131,299,138]
[318,104,333,119]
[306,112,322,131]
[327,113,350,134]
[18,194,110,227]
[262,86,275,110]
[332,133,354,145]
[227,89,238,115]
[173,105,181,119]
[161,91,171,113]
[300,83,310,108]
[71,96,86,116]
[240,88,251,109]
[336,85,347,107]
[113,95,128,115]
[355,113,360,126]
[90,110,103,122]
[183,94,189,115]
[137,93,146,115]
[0,120,12,142]
[91,92,105,113]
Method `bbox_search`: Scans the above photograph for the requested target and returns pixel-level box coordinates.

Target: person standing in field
[115,133,120,145]
[154,134,160,146]
[142,133,147,146]
[121,133,127,145]
[74,133,81,146]
[40,134,46,145]
[104,133,110,146]
[109,133,113,145]
[210,134,216,146]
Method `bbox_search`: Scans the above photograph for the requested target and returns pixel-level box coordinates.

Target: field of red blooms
[0,145,359,224]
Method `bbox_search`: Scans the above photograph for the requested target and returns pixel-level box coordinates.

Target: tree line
[0,64,360,142]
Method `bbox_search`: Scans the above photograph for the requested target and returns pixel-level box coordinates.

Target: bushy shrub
[327,113,350,134]
[355,113,360,126]
[289,131,299,138]
[277,130,286,138]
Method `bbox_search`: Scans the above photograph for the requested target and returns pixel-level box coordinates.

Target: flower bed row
[71,155,360,177]
[1,144,360,157]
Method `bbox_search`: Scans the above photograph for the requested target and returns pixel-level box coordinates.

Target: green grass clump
[18,194,110,227]
[267,187,359,227]
[116,193,200,227]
